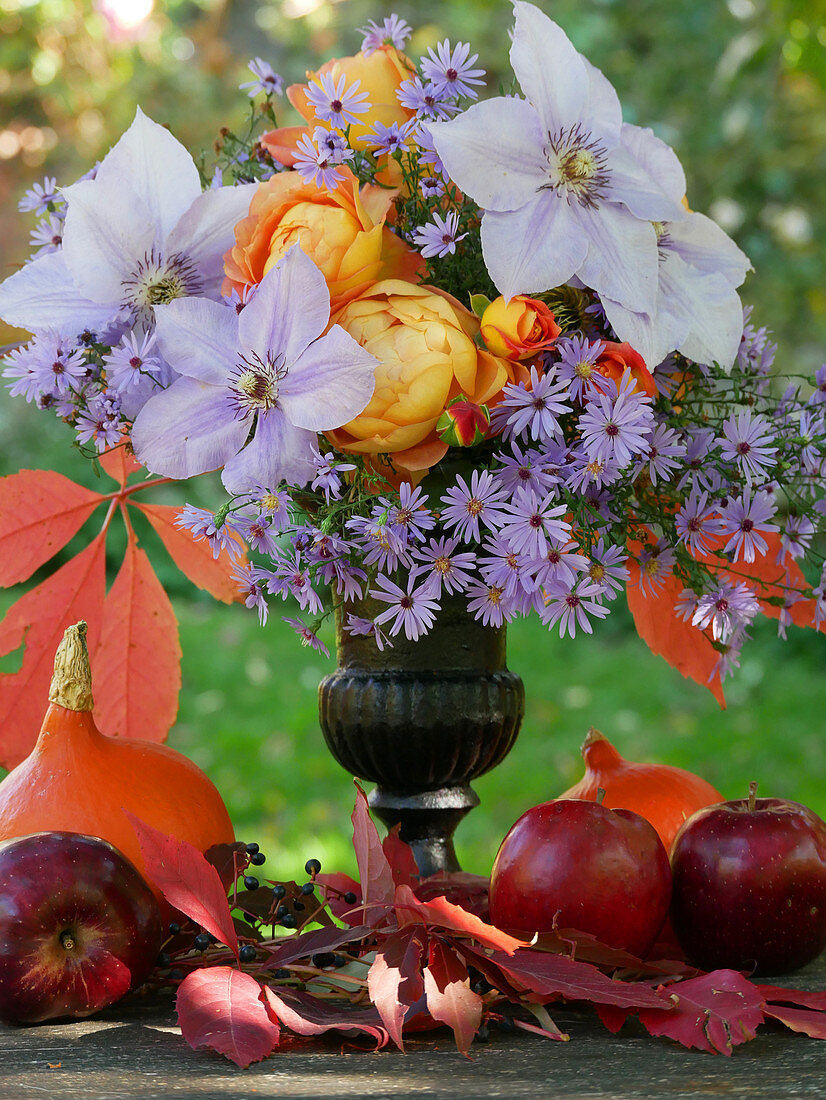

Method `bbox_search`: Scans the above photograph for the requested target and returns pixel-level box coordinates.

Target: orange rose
[595,341,658,398]
[325,281,523,478]
[222,168,421,311]
[262,45,415,176]
[480,295,561,361]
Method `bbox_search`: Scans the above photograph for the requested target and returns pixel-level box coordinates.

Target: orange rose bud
[595,341,658,399]
[437,396,491,447]
[480,295,561,361]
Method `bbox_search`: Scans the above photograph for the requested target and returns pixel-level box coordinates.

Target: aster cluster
[1,3,825,692]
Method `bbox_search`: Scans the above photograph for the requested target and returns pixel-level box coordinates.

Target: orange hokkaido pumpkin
[0,621,235,912]
[557,728,723,852]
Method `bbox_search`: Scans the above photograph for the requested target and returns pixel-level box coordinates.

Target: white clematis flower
[131,245,378,494]
[428,2,687,312]
[0,108,257,338]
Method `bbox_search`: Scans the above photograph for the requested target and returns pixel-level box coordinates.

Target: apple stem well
[49,621,93,713]
[749,781,758,812]
[59,929,77,952]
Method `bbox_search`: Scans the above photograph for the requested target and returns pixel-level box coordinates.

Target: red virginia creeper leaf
[393,884,523,955]
[204,842,250,893]
[352,781,396,911]
[756,985,826,1011]
[127,813,239,959]
[262,987,389,1048]
[0,469,103,587]
[594,1004,634,1033]
[0,533,106,769]
[177,967,279,1067]
[133,501,243,604]
[367,925,427,1051]
[382,824,419,888]
[414,872,491,920]
[98,443,142,487]
[423,939,481,1056]
[261,925,374,972]
[763,1004,826,1038]
[639,970,764,1055]
[626,537,725,706]
[92,531,181,742]
[315,872,364,925]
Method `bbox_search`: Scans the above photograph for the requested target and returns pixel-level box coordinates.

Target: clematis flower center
[541,124,609,208]
[228,351,286,417]
[123,249,204,314]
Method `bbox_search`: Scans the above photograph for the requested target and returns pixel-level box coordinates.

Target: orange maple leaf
[0,450,243,769]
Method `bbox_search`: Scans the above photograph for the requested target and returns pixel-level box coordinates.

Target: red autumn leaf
[0,533,107,769]
[626,539,725,706]
[204,842,250,893]
[414,872,491,920]
[756,985,826,1011]
[98,443,142,488]
[315,872,364,925]
[134,501,243,604]
[261,925,374,972]
[594,1003,634,1033]
[639,969,764,1055]
[367,925,427,1051]
[351,782,396,911]
[763,1004,826,1038]
[177,967,279,1067]
[382,824,419,888]
[127,813,239,959]
[423,938,482,1056]
[393,884,523,955]
[462,945,667,1009]
[262,987,389,1048]
[92,531,181,742]
[0,470,103,587]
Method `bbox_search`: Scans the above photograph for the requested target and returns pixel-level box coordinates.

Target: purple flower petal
[153,297,238,385]
[510,2,589,135]
[0,251,119,333]
[221,407,317,494]
[481,194,587,299]
[280,324,376,431]
[166,183,257,299]
[575,201,659,315]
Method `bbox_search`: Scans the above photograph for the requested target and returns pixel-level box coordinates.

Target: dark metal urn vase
[318,593,525,877]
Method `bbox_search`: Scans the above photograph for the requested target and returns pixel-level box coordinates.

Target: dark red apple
[489,798,672,957]
[670,786,826,975]
[0,832,163,1024]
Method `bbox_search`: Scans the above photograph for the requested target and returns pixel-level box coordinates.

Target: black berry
[280,913,297,929]
[300,882,316,895]
[249,852,266,866]
[244,875,260,891]
[292,900,305,911]
[274,968,290,980]
[304,858,322,876]
[311,952,335,969]
[343,891,357,905]
[239,944,257,963]
[156,952,171,968]
[168,922,181,936]
[272,884,287,900]
[245,843,260,855]
[193,933,211,952]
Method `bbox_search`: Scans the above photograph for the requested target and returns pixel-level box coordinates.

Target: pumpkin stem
[48,621,94,712]
[582,727,607,750]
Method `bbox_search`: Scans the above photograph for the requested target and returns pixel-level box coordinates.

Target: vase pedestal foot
[368,784,481,878]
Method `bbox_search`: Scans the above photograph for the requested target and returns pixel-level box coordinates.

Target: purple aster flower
[416,126,445,176]
[366,119,415,156]
[176,504,246,560]
[678,427,720,493]
[719,489,779,563]
[27,331,88,396]
[465,579,518,628]
[360,14,412,55]
[3,341,49,402]
[778,514,815,562]
[411,535,477,595]
[808,365,826,406]
[311,447,356,503]
[692,580,760,643]
[636,538,676,595]
[232,511,280,556]
[232,562,269,625]
[29,214,65,257]
[313,126,354,165]
[320,557,367,603]
[529,541,588,590]
[555,334,605,402]
[579,370,654,468]
[305,71,371,129]
[345,614,393,651]
[583,540,628,596]
[19,176,63,215]
[413,210,467,259]
[495,442,561,495]
[223,284,258,315]
[636,422,686,486]
[737,309,777,376]
[397,76,456,121]
[675,588,699,622]
[419,176,445,198]
[103,329,164,397]
[381,482,435,542]
[795,410,823,472]
[240,58,284,98]
[498,487,570,559]
[494,364,571,443]
[440,469,509,543]
[539,580,610,638]
[420,40,485,101]
[719,409,777,482]
[283,617,330,657]
[371,574,440,640]
[132,246,376,494]
[564,451,622,494]
[346,514,412,571]
[75,391,124,451]
[243,486,292,530]
[294,133,347,190]
[674,488,726,557]
[711,629,748,684]
[477,534,533,598]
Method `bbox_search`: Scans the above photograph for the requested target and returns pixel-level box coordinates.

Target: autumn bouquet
[1,0,825,717]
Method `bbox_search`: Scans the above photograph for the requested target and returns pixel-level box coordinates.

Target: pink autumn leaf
[423,938,482,1056]
[367,925,427,1051]
[262,987,389,1048]
[177,967,279,1067]
[639,969,764,1055]
[351,781,395,911]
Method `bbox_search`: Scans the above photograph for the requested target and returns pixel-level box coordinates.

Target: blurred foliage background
[0,0,825,880]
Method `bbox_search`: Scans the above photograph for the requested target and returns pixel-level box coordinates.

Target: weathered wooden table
[3,957,826,1100]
